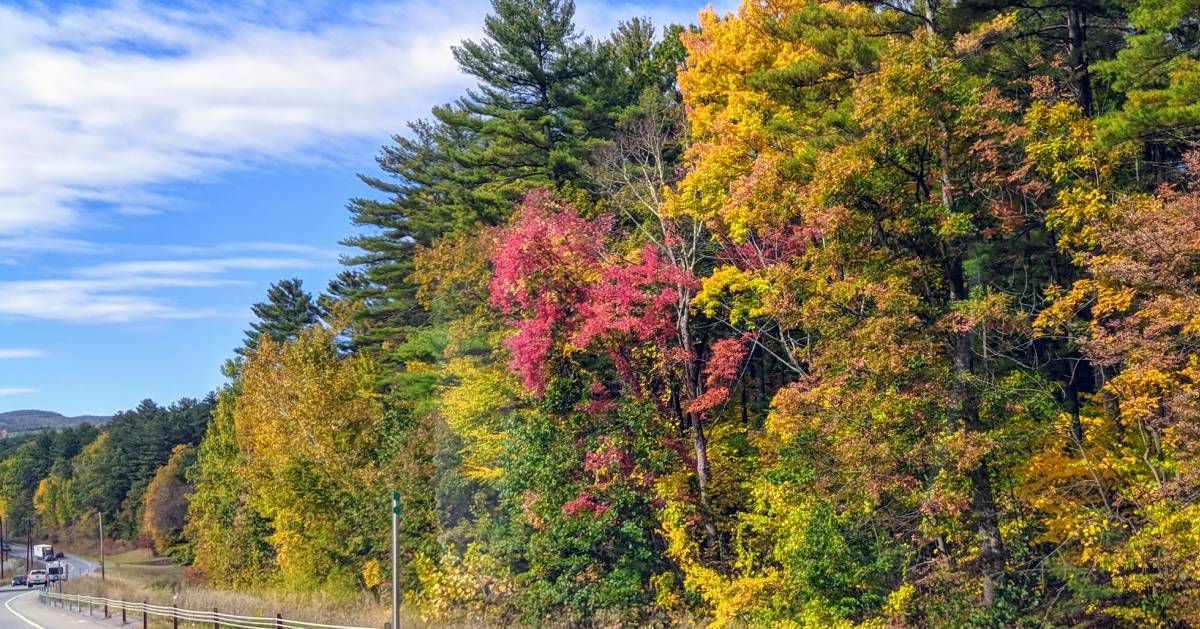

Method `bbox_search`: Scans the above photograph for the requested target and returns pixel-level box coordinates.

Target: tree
[339,3,682,362]
[237,278,320,358]
[1096,0,1200,173]
[185,384,274,586]
[142,445,197,561]
[233,325,391,592]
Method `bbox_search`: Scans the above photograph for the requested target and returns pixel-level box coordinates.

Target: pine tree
[341,0,618,357]
[237,278,320,358]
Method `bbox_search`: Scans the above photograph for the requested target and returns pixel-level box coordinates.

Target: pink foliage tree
[490,188,742,546]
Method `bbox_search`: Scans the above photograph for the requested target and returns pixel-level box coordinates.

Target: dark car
[10,575,26,587]
[54,551,64,559]
[0,543,10,552]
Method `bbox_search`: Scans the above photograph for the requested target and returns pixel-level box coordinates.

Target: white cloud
[0,0,487,236]
[0,0,721,239]
[0,388,37,396]
[0,244,334,322]
[0,277,232,322]
[78,256,320,278]
[0,349,46,359]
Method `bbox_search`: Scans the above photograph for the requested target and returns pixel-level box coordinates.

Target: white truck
[47,561,66,582]
[32,544,54,561]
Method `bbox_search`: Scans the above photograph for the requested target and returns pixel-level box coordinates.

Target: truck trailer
[32,544,54,561]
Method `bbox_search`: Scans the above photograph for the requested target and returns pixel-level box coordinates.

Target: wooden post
[213,607,220,629]
[173,603,179,629]
[105,600,109,618]
[143,600,149,629]
[122,601,127,624]
[276,612,283,629]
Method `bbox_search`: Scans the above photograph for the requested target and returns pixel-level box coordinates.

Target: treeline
[11,0,1200,625]
[198,0,1200,625]
[0,398,212,559]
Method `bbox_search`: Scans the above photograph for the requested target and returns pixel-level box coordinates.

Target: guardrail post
[122,600,127,624]
[173,603,179,629]
[276,612,283,629]
[143,600,148,629]
[90,597,93,615]
[213,606,219,629]
[105,599,110,618]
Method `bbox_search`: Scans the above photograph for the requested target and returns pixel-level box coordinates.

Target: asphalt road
[0,548,103,629]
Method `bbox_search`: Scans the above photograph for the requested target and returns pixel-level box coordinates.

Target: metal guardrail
[38,591,387,629]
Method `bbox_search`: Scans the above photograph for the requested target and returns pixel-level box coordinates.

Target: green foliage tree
[237,278,321,358]
[185,384,274,586]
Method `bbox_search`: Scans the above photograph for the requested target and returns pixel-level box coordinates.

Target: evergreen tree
[237,278,320,358]
[341,0,629,358]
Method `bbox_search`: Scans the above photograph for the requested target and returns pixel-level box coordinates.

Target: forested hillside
[7,0,1200,626]
[0,410,109,434]
[0,399,211,551]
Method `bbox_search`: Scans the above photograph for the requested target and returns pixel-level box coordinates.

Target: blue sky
[0,0,731,416]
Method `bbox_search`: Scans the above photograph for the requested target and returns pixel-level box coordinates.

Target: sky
[0,0,734,416]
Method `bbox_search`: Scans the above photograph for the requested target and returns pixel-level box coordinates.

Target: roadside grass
[53,552,426,629]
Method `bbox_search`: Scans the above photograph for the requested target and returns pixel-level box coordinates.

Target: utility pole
[391,491,400,629]
[99,511,105,581]
[26,526,31,574]
[1,514,5,580]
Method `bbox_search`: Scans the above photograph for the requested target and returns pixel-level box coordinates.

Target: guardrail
[38,591,389,629]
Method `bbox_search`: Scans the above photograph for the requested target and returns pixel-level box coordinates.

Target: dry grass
[60,565,427,629]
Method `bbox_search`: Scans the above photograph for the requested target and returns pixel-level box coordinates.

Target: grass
[52,549,427,629]
[59,572,425,628]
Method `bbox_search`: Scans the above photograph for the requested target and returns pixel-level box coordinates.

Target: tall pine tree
[237,278,320,358]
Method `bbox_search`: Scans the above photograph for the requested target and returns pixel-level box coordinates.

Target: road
[0,547,104,629]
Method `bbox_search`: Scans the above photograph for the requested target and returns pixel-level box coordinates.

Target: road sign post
[391,491,400,629]
[100,511,106,581]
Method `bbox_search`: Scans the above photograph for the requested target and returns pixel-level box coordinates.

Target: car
[10,575,25,587]
[0,543,11,552]
[26,570,47,587]
[54,551,64,559]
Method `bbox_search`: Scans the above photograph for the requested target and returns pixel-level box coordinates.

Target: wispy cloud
[78,256,321,278]
[0,388,37,396]
[0,0,486,236]
[0,243,333,323]
[0,0,720,239]
[0,349,47,359]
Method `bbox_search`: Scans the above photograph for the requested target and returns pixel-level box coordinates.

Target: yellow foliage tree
[141,444,195,558]
[235,325,387,591]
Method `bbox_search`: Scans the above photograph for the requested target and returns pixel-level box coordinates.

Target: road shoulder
[5,590,118,629]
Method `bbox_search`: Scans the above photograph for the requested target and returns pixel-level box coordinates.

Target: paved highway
[0,548,104,628]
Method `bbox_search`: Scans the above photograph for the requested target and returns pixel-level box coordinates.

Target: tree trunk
[949,261,1007,607]
[926,0,1008,597]
[1066,6,1094,117]
[678,308,720,553]
[689,412,720,550]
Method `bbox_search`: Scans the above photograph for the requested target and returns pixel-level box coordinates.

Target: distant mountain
[0,409,110,434]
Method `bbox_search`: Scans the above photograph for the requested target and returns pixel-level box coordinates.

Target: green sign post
[391,491,400,629]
